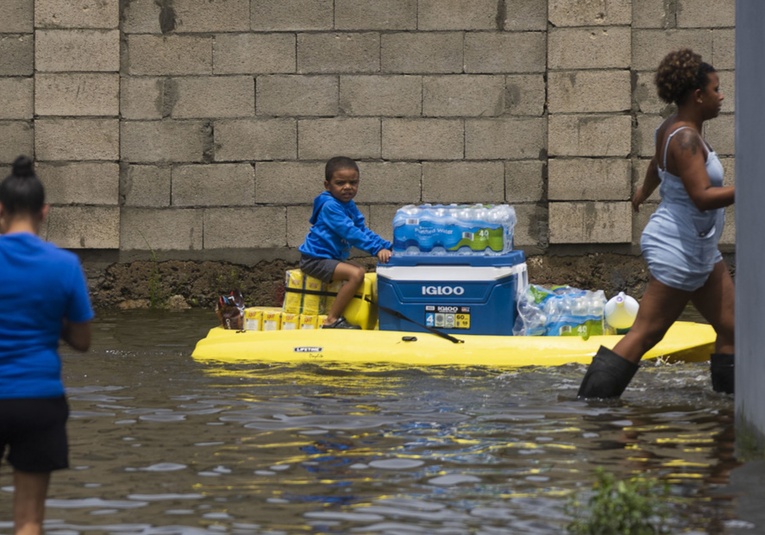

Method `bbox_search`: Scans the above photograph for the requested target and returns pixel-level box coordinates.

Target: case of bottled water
[392,204,516,256]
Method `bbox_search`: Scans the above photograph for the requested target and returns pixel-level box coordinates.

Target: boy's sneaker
[322,317,361,329]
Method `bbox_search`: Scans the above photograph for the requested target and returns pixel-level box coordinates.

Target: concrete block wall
[0,0,735,256]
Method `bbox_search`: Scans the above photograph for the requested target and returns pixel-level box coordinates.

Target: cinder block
[213,34,295,74]
[633,113,662,158]
[36,29,119,72]
[256,75,338,116]
[512,203,548,248]
[506,160,544,203]
[548,158,631,201]
[548,27,630,69]
[255,161,324,204]
[121,121,211,163]
[632,30,712,71]
[634,70,669,115]
[36,118,119,161]
[122,164,172,207]
[464,32,546,73]
[298,118,381,160]
[505,75,546,116]
[465,118,546,160]
[704,114,734,156]
[35,0,118,29]
[204,207,286,249]
[381,32,463,74]
[45,206,120,249]
[121,0,160,33]
[548,115,631,157]
[0,0,33,32]
[172,164,255,207]
[297,33,380,74]
[367,204,398,243]
[120,208,203,250]
[35,73,119,116]
[499,0,547,31]
[120,77,163,120]
[632,0,675,28]
[214,118,297,161]
[423,75,505,117]
[287,205,312,247]
[354,161,421,204]
[677,0,735,28]
[0,35,34,76]
[549,201,632,243]
[548,70,631,113]
[172,0,249,32]
[339,75,422,116]
[38,162,118,205]
[166,76,254,119]
[720,205,735,248]
[335,0,416,30]
[382,118,463,160]
[127,35,212,75]
[251,0,333,31]
[711,29,735,70]
[0,77,33,119]
[0,121,33,163]
[422,161,505,203]
[548,0,631,26]
[418,0,498,30]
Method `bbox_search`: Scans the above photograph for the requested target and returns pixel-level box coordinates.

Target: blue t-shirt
[0,233,94,399]
[298,191,392,260]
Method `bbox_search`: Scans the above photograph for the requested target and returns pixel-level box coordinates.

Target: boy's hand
[377,249,392,263]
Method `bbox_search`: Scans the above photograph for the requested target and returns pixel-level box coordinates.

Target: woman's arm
[62,319,91,352]
[632,157,661,212]
[671,129,735,211]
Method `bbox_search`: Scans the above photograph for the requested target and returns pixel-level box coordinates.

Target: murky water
[0,309,747,534]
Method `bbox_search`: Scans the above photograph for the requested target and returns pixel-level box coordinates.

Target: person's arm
[672,129,735,210]
[62,319,91,352]
[326,203,392,256]
[632,157,661,212]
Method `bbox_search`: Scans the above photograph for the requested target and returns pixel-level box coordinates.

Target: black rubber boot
[577,346,639,399]
[710,353,734,394]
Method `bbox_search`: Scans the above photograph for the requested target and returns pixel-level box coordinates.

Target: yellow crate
[283,269,324,315]
[261,307,283,331]
[243,307,263,331]
[299,314,319,329]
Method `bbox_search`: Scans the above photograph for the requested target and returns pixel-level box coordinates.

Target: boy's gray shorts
[299,254,340,283]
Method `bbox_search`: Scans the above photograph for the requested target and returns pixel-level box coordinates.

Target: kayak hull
[191,321,716,367]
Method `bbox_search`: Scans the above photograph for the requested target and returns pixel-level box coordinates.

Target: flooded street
[0,310,752,534]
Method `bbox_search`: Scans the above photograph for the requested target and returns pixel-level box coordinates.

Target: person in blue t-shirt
[299,156,392,329]
[0,156,94,535]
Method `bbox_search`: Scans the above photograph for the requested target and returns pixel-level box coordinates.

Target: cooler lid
[379,250,525,268]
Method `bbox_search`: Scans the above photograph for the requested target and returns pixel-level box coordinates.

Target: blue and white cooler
[376,251,528,336]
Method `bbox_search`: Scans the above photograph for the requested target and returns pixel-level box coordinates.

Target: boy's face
[324,167,359,203]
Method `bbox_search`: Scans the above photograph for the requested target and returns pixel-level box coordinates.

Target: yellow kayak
[191,321,716,367]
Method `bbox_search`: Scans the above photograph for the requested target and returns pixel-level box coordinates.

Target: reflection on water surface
[0,310,745,533]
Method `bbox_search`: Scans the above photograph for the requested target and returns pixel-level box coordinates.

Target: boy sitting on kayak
[298,156,392,329]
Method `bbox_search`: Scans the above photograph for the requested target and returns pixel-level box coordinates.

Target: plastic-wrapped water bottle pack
[513,284,608,338]
[392,204,517,255]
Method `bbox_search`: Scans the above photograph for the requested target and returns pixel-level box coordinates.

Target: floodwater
[0,309,755,534]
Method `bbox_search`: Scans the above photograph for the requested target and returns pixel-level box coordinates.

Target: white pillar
[735,0,765,453]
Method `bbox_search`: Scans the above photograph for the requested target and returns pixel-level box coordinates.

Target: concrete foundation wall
[1,0,735,257]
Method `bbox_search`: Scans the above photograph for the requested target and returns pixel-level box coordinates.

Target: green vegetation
[566,468,671,534]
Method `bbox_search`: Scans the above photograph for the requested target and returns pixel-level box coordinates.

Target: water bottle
[604,292,639,330]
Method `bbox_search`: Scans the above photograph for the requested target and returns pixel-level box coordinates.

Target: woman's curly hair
[654,48,715,105]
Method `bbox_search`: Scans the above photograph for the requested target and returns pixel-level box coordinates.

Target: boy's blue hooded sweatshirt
[299,191,392,260]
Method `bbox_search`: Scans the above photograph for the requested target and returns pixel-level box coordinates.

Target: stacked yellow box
[243,307,325,331]
[283,270,325,315]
